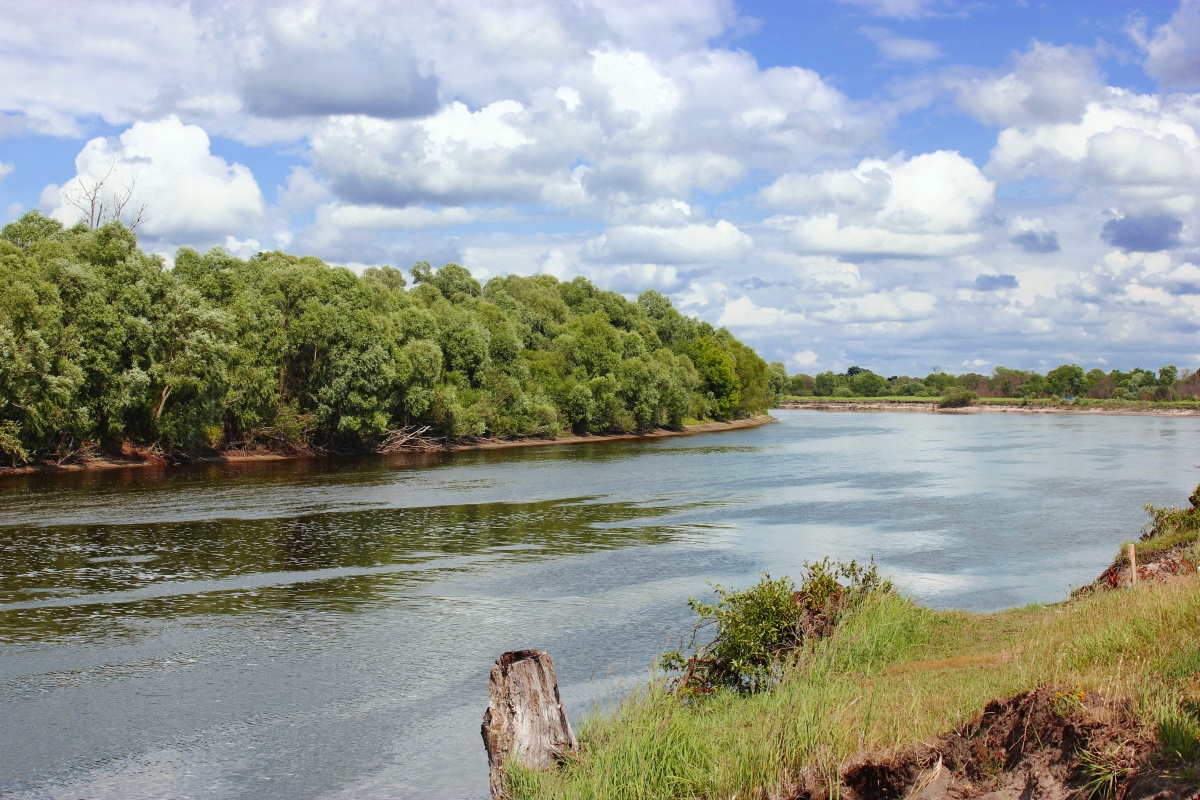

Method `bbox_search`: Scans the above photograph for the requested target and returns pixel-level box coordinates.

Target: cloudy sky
[1,0,1198,375]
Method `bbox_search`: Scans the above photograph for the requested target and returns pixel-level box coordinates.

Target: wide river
[2,409,1199,798]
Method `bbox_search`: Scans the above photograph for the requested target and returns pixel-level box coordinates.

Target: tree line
[772,363,1199,401]
[0,211,771,465]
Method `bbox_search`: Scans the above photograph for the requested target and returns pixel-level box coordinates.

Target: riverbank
[509,489,1200,799]
[781,397,1200,416]
[0,414,776,477]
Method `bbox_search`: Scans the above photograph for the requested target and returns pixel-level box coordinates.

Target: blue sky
[1,0,1198,376]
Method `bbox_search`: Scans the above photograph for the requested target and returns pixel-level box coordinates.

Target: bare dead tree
[63,161,148,230]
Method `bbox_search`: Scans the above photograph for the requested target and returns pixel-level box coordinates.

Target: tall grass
[509,581,1200,799]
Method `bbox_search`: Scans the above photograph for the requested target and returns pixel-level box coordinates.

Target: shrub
[832,386,854,398]
[938,388,978,408]
[661,559,892,694]
[1138,483,1200,556]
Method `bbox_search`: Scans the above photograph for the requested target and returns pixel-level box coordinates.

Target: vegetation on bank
[508,489,1200,799]
[770,362,1200,404]
[0,211,772,466]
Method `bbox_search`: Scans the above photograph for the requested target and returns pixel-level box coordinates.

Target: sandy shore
[779,400,1200,416]
[0,415,777,477]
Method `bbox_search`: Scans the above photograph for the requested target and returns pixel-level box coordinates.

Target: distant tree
[850,371,889,397]
[767,361,788,402]
[813,371,838,397]
[1046,364,1085,397]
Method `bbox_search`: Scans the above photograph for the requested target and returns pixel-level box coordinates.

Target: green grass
[508,582,1200,799]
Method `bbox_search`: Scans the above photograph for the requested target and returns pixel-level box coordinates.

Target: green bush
[831,386,854,398]
[938,388,978,408]
[661,559,892,694]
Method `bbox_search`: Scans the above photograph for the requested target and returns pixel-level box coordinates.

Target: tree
[1046,364,1085,397]
[767,361,788,402]
[813,371,838,397]
[63,163,148,231]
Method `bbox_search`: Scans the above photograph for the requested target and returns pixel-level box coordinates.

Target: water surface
[2,410,1198,798]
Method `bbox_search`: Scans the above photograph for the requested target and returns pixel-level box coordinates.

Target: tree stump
[481,649,577,798]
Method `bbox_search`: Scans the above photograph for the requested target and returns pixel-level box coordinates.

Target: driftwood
[377,425,443,453]
[481,649,577,798]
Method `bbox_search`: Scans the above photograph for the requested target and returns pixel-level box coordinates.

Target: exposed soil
[788,687,1198,800]
[779,400,1200,417]
[1076,498,1200,596]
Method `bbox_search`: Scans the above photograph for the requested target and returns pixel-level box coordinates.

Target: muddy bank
[791,687,1195,800]
[780,399,1200,416]
[0,415,776,478]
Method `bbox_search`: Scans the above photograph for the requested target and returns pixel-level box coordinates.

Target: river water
[2,409,1199,798]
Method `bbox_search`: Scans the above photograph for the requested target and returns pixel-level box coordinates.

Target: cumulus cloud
[42,116,265,241]
[987,88,1200,215]
[1009,217,1061,253]
[860,27,943,62]
[717,295,804,328]
[1132,0,1200,88]
[241,33,438,119]
[1101,214,1184,252]
[0,161,11,183]
[763,150,994,257]
[583,220,753,263]
[974,273,1019,291]
[952,42,1104,127]
[791,349,820,369]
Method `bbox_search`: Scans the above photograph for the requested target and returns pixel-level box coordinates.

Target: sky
[1,0,1198,376]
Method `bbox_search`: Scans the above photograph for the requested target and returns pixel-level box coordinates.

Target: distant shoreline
[779,399,1200,416]
[0,415,777,478]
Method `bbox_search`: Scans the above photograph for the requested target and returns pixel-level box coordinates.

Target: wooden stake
[1128,542,1138,587]
[481,649,577,798]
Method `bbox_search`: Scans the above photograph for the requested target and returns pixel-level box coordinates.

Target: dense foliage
[776,361,1200,402]
[0,211,771,465]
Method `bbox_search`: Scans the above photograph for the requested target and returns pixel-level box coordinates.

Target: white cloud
[0,161,11,183]
[952,42,1104,127]
[583,220,753,263]
[763,150,994,256]
[988,89,1200,214]
[717,295,804,328]
[1133,0,1200,88]
[791,349,820,369]
[320,203,495,231]
[43,116,265,240]
[860,27,943,63]
[817,290,938,323]
[835,0,945,19]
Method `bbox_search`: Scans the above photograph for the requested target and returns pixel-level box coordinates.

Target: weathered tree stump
[481,649,577,798]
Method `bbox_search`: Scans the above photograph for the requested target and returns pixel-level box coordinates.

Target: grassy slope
[511,563,1200,798]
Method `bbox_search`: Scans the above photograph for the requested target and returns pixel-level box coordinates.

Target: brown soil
[1081,545,1200,595]
[1075,503,1200,597]
[780,400,1200,417]
[788,687,1198,800]
[0,415,776,477]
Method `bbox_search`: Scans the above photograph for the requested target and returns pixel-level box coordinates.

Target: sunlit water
[2,409,1199,798]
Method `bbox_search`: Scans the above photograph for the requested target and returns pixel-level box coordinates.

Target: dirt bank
[792,687,1195,800]
[0,415,776,478]
[780,399,1200,416]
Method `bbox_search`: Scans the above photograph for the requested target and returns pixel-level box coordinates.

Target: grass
[507,582,1200,799]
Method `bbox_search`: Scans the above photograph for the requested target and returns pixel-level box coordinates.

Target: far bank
[780,397,1200,416]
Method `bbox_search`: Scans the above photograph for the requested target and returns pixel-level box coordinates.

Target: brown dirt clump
[788,687,1198,800]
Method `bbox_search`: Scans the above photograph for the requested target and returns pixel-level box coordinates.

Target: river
[2,409,1198,798]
